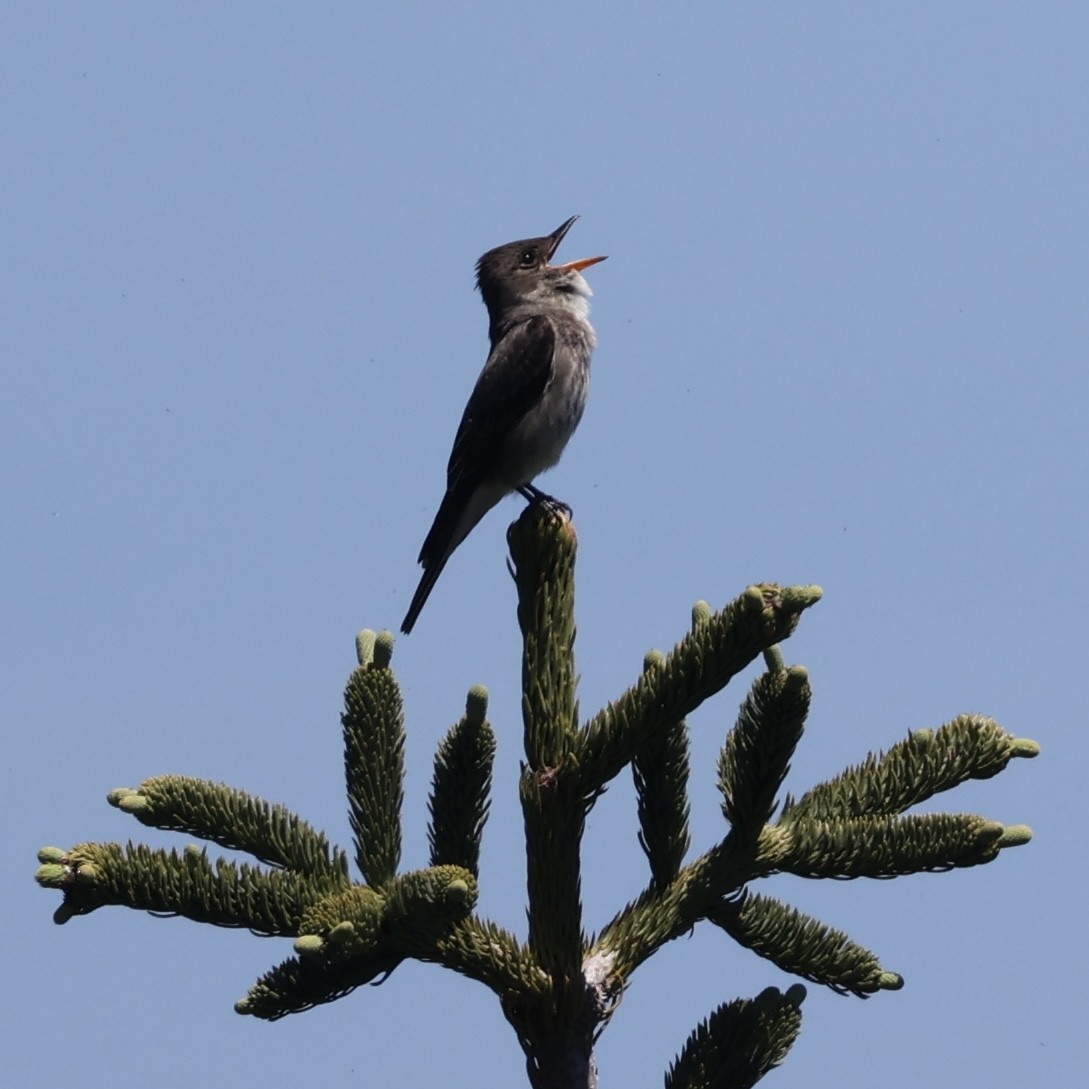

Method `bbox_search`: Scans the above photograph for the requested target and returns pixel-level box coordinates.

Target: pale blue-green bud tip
[762,645,786,673]
[642,649,664,672]
[355,630,376,665]
[795,584,824,605]
[445,879,472,908]
[35,863,67,886]
[113,793,148,815]
[1000,824,1033,847]
[294,934,326,956]
[329,922,358,944]
[743,586,766,609]
[466,685,489,721]
[374,631,395,667]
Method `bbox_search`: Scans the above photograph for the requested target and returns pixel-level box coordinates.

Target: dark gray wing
[412,315,556,571]
[445,315,556,492]
[403,316,559,633]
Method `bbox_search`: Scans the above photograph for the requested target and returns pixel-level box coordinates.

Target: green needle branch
[36,504,1037,1089]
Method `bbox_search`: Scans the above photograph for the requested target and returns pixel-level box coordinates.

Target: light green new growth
[35,504,1037,1089]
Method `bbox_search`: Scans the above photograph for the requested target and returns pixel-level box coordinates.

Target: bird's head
[475,216,607,318]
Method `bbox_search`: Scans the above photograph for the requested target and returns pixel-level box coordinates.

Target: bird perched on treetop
[401,216,606,634]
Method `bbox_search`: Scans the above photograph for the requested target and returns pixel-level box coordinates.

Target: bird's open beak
[547,216,579,257]
[553,254,608,272]
[546,216,607,271]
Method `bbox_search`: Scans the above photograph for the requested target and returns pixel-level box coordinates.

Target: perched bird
[401,216,606,634]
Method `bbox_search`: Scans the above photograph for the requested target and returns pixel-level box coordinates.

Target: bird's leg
[518,483,572,519]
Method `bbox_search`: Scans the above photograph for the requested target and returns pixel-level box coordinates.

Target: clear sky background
[4,4,1084,1087]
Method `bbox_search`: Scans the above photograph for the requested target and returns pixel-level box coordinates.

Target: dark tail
[400,552,452,634]
[401,473,503,634]
[400,487,468,634]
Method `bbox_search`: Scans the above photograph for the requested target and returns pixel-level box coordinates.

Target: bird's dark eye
[519,248,537,267]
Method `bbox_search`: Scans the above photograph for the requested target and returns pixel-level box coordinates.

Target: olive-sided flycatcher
[401,216,606,634]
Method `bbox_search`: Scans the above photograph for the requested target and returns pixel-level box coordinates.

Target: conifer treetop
[36,505,1037,1089]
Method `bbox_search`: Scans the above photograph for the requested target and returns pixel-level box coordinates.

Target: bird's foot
[518,483,572,520]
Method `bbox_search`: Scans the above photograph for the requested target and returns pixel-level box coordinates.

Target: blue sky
[4,4,1084,1086]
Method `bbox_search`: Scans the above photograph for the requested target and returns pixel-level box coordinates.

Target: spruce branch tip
[692,601,713,628]
[466,684,489,722]
[355,629,376,665]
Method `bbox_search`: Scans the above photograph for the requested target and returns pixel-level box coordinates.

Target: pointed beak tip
[546,216,580,259]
